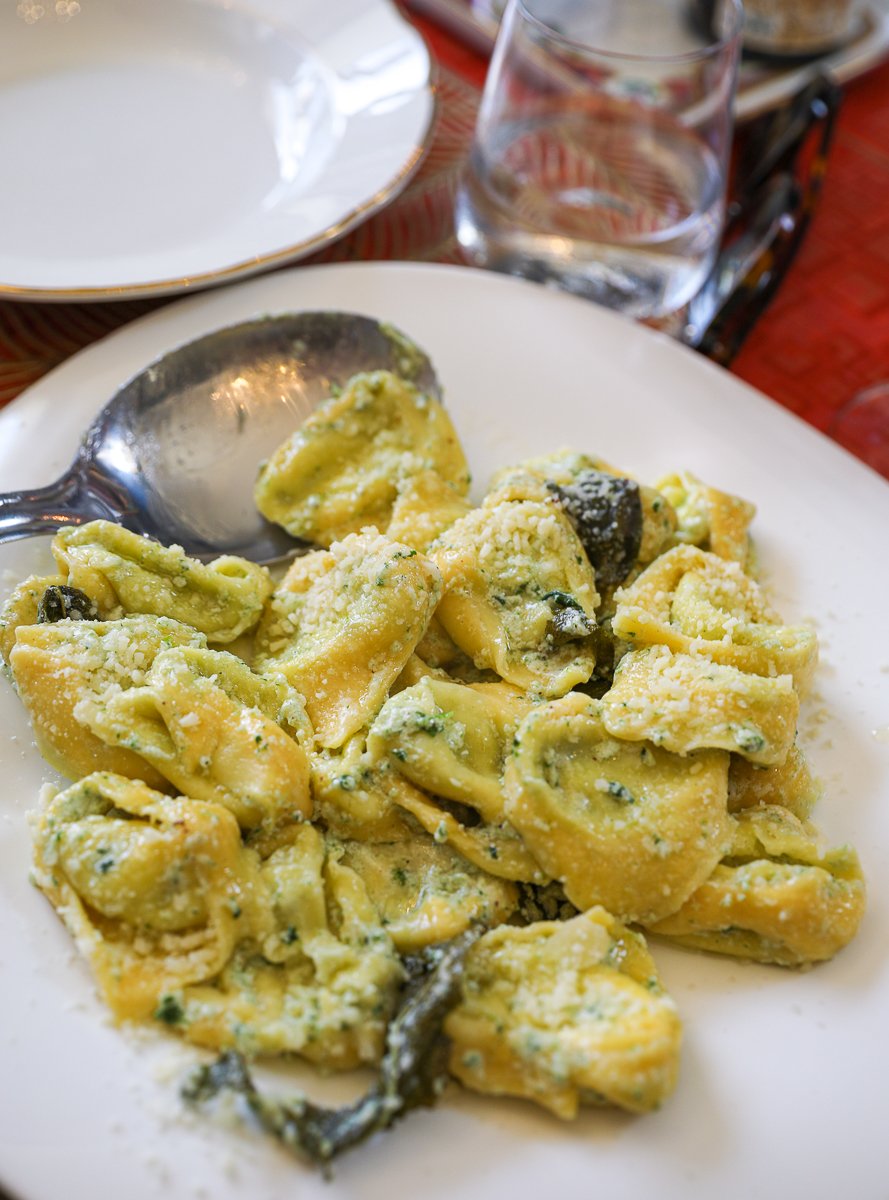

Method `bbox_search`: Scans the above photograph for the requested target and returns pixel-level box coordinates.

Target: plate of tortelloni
[0,262,887,1200]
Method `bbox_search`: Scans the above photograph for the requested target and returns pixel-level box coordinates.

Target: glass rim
[513,0,744,65]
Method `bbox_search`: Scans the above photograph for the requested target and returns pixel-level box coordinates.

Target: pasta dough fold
[367,676,532,824]
[338,836,518,952]
[646,805,866,965]
[601,646,799,766]
[32,772,246,1021]
[81,646,313,830]
[387,772,547,884]
[655,470,755,565]
[255,531,442,749]
[430,497,599,697]
[612,545,817,693]
[504,693,732,923]
[728,742,820,820]
[445,908,682,1117]
[52,521,271,642]
[254,370,470,546]
[385,469,473,552]
[310,735,416,843]
[10,615,205,784]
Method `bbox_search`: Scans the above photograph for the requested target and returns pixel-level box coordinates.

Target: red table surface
[1,8,887,477]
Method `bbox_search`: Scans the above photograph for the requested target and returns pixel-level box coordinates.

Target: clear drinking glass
[455,0,744,319]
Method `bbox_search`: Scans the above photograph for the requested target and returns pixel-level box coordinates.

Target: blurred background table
[1,1,887,474]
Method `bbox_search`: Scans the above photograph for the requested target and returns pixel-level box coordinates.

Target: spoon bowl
[0,312,440,564]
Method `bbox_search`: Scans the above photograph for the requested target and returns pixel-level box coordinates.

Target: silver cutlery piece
[0,312,440,565]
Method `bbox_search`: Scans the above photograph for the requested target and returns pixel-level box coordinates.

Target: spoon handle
[0,471,112,545]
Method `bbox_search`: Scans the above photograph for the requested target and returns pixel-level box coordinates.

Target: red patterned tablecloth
[732,63,889,438]
[1,7,888,477]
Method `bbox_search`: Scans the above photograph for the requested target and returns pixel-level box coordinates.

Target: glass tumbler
[455,0,743,319]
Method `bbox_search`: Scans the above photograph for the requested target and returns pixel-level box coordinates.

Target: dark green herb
[542,591,594,644]
[155,994,186,1026]
[514,880,579,925]
[182,927,482,1171]
[37,585,100,624]
[604,780,635,803]
[411,711,447,735]
[547,470,643,587]
[542,590,583,610]
[733,727,766,754]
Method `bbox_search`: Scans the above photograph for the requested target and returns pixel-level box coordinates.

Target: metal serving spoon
[0,312,440,564]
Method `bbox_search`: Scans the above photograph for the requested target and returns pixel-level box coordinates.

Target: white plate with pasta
[0,261,887,1200]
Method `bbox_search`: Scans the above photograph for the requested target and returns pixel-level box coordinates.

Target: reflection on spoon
[0,312,441,564]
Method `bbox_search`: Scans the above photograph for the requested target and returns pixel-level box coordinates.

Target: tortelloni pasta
[445,909,682,1117]
[601,646,799,766]
[646,806,866,966]
[0,573,66,666]
[504,693,732,923]
[32,773,246,1021]
[655,469,756,565]
[728,742,821,821]
[255,531,442,749]
[367,676,544,883]
[430,495,600,696]
[254,369,470,546]
[52,521,271,642]
[612,544,818,694]
[81,646,313,830]
[367,676,532,824]
[10,614,206,784]
[338,837,518,952]
[34,775,403,1066]
[162,824,405,1067]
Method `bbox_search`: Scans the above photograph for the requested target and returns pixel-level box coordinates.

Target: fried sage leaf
[543,590,595,645]
[514,879,580,925]
[548,470,643,587]
[37,585,100,624]
[182,927,482,1169]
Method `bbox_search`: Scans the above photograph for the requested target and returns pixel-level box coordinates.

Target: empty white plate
[0,0,434,300]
